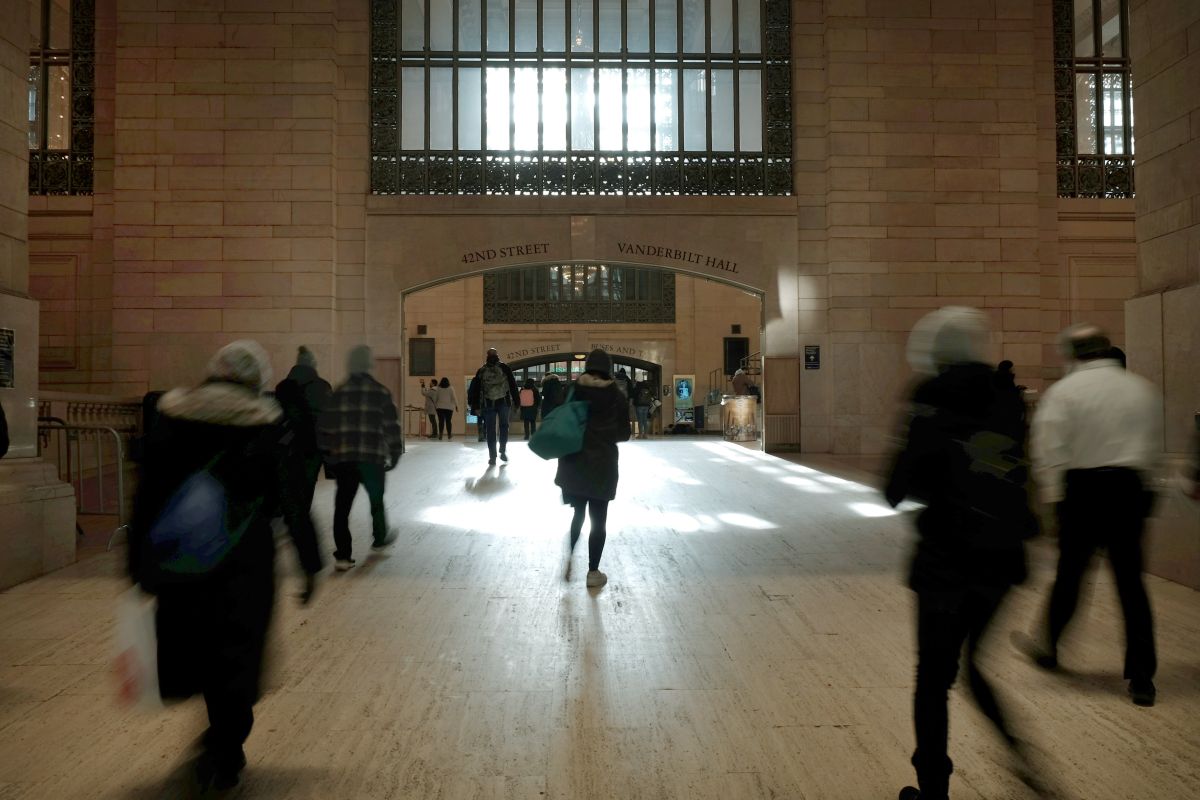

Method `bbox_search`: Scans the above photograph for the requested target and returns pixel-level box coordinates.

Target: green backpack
[529,386,589,459]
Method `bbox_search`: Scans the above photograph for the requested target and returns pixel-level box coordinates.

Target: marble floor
[0,438,1198,799]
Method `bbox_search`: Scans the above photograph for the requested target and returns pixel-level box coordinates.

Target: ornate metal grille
[28,0,94,195]
[1053,0,1134,198]
[484,264,675,322]
[370,0,791,196]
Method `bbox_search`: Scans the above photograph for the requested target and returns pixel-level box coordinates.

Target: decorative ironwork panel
[369,0,791,196]
[29,0,94,195]
[484,265,676,325]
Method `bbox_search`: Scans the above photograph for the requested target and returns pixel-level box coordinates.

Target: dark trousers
[436,408,453,438]
[635,405,650,435]
[332,462,388,559]
[482,401,510,459]
[1046,467,1156,681]
[913,587,1014,800]
[426,413,437,437]
[522,418,537,438]
[569,499,609,571]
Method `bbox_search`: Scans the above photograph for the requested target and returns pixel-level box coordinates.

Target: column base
[0,459,77,591]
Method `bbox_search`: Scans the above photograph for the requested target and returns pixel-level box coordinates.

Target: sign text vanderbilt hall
[616,241,740,274]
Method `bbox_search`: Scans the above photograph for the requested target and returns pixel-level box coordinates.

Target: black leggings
[569,499,608,571]
[523,419,537,438]
[436,408,453,438]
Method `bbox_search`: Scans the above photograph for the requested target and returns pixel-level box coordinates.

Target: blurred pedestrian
[467,347,519,466]
[434,377,458,440]
[556,349,631,588]
[540,373,564,419]
[519,377,541,440]
[318,345,403,571]
[633,377,656,439]
[0,398,8,458]
[886,308,1040,800]
[420,378,438,438]
[274,346,331,546]
[128,340,323,794]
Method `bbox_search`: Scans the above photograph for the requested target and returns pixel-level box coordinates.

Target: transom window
[1053,0,1133,197]
[28,0,94,195]
[370,0,792,196]
[484,264,675,322]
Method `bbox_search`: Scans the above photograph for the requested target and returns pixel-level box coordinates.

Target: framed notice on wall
[0,328,14,388]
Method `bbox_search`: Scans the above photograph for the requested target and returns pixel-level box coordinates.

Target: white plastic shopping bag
[114,587,163,711]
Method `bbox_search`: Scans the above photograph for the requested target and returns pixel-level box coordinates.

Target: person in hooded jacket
[540,373,564,420]
[274,346,332,542]
[128,341,323,794]
[519,377,541,440]
[885,308,1041,800]
[555,349,631,588]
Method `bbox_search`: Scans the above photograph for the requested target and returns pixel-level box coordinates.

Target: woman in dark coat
[555,349,631,587]
[128,341,322,793]
[519,377,541,440]
[885,308,1041,800]
[540,373,563,419]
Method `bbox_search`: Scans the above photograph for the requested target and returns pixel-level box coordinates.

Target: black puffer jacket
[274,364,331,456]
[885,362,1036,594]
[554,373,632,502]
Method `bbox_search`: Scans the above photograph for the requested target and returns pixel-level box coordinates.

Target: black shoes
[500,451,508,462]
[1129,679,1156,707]
[898,788,921,800]
[488,457,496,465]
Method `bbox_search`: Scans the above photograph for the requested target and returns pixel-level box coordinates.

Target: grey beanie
[207,340,272,392]
[347,344,373,374]
[584,348,612,377]
[296,345,317,368]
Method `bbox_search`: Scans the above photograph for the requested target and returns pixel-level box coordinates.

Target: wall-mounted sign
[804,345,820,370]
[616,241,739,274]
[461,242,551,264]
[0,328,14,388]
[504,343,565,362]
[673,374,695,409]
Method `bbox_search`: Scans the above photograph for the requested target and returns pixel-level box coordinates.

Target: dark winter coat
[885,362,1036,596]
[128,381,322,701]
[555,373,632,503]
[274,364,331,456]
[0,400,8,458]
[541,377,564,418]
[467,360,520,412]
[519,385,541,421]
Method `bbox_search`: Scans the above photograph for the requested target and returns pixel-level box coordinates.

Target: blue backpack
[529,386,589,460]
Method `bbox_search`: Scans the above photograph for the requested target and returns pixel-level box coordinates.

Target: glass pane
[514,67,539,149]
[27,65,40,149]
[544,0,566,51]
[1074,0,1094,58]
[654,68,677,150]
[711,0,734,52]
[1075,72,1097,154]
[402,0,425,50]
[738,69,762,150]
[1099,0,1122,56]
[654,0,676,53]
[459,67,482,148]
[711,70,733,150]
[47,63,70,150]
[599,68,623,149]
[738,0,760,52]
[515,0,537,51]
[628,68,651,150]
[459,0,482,49]
[431,0,453,49]
[571,68,595,149]
[430,68,453,149]
[599,0,621,52]
[402,67,425,148]
[628,0,650,52]
[486,67,511,147]
[488,0,510,50]
[1101,73,1126,154]
[682,0,705,52]
[571,0,594,52]
[683,68,707,150]
[544,68,568,149]
[49,0,70,50]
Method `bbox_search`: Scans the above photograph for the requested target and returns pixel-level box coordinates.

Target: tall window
[370,0,792,196]
[484,264,675,322]
[1054,0,1133,197]
[28,0,94,195]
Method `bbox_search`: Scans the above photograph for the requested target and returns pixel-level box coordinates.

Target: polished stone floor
[1,438,1198,799]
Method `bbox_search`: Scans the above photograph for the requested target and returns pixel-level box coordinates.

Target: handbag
[529,386,589,460]
[114,587,163,711]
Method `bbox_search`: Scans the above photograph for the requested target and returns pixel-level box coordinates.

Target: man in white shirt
[1028,323,1162,706]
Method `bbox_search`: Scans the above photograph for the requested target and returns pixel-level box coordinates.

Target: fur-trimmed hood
[158,380,282,427]
[577,373,614,389]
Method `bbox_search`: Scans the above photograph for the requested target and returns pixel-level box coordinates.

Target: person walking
[434,377,458,440]
[318,345,403,571]
[540,373,564,420]
[885,308,1041,800]
[633,378,656,439]
[128,341,323,794]
[467,347,519,466]
[556,349,631,588]
[420,378,438,439]
[274,346,332,545]
[1024,323,1163,706]
[519,377,541,440]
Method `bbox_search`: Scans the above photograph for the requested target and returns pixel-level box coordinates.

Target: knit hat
[347,344,373,374]
[584,348,612,377]
[1057,323,1111,362]
[206,340,272,392]
[906,307,989,375]
[296,345,317,368]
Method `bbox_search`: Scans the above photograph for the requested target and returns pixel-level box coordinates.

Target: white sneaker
[335,558,356,572]
[586,570,607,588]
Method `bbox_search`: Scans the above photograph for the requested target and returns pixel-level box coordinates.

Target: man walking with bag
[468,347,519,466]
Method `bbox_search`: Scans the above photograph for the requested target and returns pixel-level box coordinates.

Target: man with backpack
[468,347,519,466]
[633,378,656,439]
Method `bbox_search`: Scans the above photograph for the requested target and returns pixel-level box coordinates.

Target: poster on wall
[0,328,13,389]
[673,374,695,425]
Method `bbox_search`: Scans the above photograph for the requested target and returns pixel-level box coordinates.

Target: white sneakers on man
[586,570,608,588]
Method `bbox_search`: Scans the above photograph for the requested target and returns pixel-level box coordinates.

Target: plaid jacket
[318,373,402,466]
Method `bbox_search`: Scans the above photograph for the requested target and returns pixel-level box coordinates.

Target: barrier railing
[37,419,131,549]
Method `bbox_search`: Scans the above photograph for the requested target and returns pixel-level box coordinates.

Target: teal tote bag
[529,386,589,460]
